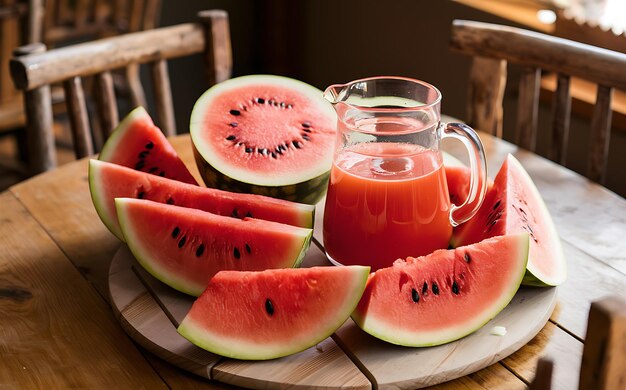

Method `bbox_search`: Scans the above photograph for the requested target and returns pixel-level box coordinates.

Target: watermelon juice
[323,142,452,271]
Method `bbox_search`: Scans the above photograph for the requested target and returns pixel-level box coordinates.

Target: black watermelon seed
[464,253,471,263]
[452,281,460,295]
[145,142,154,149]
[256,98,265,104]
[138,151,149,159]
[292,141,301,149]
[166,197,175,205]
[258,148,267,155]
[233,247,240,259]
[271,152,277,159]
[302,121,311,128]
[278,144,286,151]
[519,207,526,214]
[159,171,166,177]
[178,236,186,248]
[226,135,236,141]
[196,244,205,257]
[493,200,501,210]
[137,191,145,199]
[245,211,252,218]
[231,209,239,218]
[245,147,253,153]
[245,243,251,254]
[280,102,286,108]
[148,167,159,173]
[172,227,180,238]
[230,122,238,127]
[302,135,310,141]
[432,282,439,295]
[422,282,428,294]
[134,161,145,170]
[230,109,241,116]
[303,128,311,133]
[276,148,283,155]
[411,288,420,303]
[265,298,274,316]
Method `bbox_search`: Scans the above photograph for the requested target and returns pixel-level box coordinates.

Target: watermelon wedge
[190,75,337,204]
[178,266,370,360]
[452,154,566,286]
[115,198,313,296]
[89,160,314,240]
[99,107,197,185]
[352,234,529,347]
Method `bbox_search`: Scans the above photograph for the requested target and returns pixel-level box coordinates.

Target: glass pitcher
[322,76,487,270]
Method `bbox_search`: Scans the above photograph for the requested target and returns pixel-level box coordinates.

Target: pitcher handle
[442,122,488,227]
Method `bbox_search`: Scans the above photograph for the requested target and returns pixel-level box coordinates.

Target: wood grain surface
[3,133,624,389]
[0,193,166,388]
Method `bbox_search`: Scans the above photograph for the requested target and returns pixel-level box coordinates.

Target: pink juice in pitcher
[323,141,452,271]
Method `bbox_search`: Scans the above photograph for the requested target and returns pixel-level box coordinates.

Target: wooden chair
[529,295,626,389]
[0,0,42,165]
[450,20,626,184]
[9,10,232,175]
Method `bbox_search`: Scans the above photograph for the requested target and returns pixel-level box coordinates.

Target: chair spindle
[150,59,175,136]
[94,71,118,139]
[549,73,571,165]
[587,85,613,184]
[467,56,506,138]
[515,66,541,151]
[199,10,232,86]
[63,76,93,158]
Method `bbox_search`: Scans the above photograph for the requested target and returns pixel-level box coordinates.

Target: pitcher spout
[323,83,348,105]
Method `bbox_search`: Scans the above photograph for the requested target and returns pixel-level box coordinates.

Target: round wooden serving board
[108,239,557,389]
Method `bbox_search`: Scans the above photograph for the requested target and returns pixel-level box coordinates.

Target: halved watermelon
[116,198,313,296]
[190,75,337,204]
[452,154,566,286]
[99,107,197,185]
[178,266,369,360]
[89,160,314,240]
[351,234,529,347]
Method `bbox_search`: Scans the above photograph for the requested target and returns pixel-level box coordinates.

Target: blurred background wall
[155,0,626,196]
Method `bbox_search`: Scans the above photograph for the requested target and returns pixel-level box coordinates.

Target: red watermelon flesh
[445,165,472,205]
[116,198,313,296]
[99,107,197,185]
[178,266,370,360]
[89,160,314,240]
[451,154,566,286]
[445,164,495,206]
[352,234,529,347]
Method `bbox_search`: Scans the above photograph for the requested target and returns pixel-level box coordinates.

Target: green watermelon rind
[177,266,370,360]
[506,156,567,287]
[98,106,151,162]
[190,75,336,204]
[115,198,313,297]
[351,234,530,347]
[88,160,125,241]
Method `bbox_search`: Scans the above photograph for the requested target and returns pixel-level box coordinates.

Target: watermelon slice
[99,107,197,185]
[352,234,529,347]
[178,266,370,360]
[190,75,337,204]
[115,198,313,296]
[452,154,566,286]
[89,160,314,240]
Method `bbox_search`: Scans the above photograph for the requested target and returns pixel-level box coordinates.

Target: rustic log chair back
[9,10,232,174]
[450,20,626,184]
[43,0,164,108]
[529,295,626,390]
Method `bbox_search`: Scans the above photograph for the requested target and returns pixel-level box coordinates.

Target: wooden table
[1,132,625,389]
